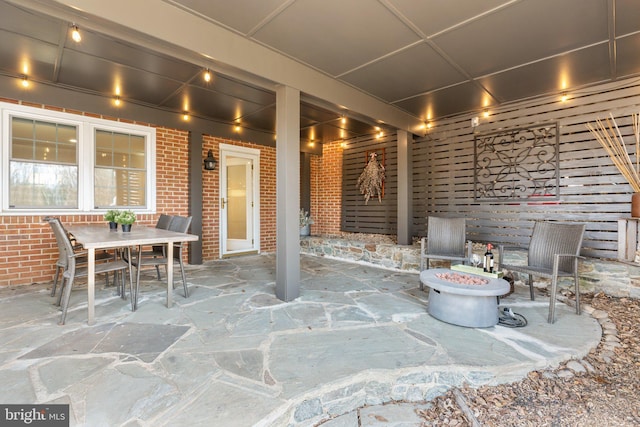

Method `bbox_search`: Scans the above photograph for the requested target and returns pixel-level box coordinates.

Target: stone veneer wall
[300,236,640,299]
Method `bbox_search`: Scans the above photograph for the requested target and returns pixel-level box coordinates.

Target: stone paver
[0,254,601,426]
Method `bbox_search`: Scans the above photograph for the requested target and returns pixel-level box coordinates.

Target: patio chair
[44,217,113,297]
[150,214,174,279]
[419,216,472,290]
[46,217,133,325]
[499,221,586,324]
[131,215,192,309]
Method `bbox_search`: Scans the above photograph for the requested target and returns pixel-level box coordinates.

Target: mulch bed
[417,293,640,426]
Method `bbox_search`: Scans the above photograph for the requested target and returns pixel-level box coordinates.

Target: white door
[219,144,260,256]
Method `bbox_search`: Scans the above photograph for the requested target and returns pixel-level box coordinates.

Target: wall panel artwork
[474,124,559,202]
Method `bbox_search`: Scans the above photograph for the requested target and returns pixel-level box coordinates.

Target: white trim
[0,101,156,215]
[219,143,261,256]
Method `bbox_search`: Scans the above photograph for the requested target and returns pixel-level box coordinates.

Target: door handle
[221,197,226,209]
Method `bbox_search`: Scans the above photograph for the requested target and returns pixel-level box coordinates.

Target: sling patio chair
[130,215,192,310]
[499,221,586,324]
[44,217,113,297]
[46,217,134,324]
[419,216,472,290]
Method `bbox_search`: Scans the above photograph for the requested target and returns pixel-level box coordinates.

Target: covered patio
[0,255,600,426]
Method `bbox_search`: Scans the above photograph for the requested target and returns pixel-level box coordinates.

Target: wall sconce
[204,150,217,170]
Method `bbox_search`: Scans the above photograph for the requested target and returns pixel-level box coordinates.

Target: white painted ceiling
[1,0,639,142]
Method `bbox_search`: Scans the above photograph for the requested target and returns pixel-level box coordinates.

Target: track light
[71,25,81,43]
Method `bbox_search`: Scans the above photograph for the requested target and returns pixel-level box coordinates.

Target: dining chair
[44,217,113,297]
[150,214,174,279]
[499,221,586,323]
[419,216,472,290]
[131,215,192,310]
[45,217,134,324]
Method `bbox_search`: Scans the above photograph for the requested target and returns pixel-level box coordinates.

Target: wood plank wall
[412,77,640,259]
[342,134,398,234]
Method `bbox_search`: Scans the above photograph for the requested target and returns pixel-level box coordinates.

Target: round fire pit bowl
[420,268,511,328]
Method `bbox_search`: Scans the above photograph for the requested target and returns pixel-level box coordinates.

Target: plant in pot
[299,208,313,236]
[104,209,120,230]
[115,210,136,232]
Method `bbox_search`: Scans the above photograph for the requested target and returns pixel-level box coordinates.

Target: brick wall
[311,140,343,235]
[0,98,191,286]
[0,98,327,286]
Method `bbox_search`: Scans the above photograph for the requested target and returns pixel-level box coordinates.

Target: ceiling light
[483,109,490,118]
[341,115,346,125]
[114,96,121,106]
[234,122,241,132]
[561,92,569,102]
[20,75,29,88]
[71,25,81,43]
[203,69,212,82]
[182,112,189,121]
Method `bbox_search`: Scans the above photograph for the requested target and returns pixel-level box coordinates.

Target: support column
[397,130,413,245]
[188,131,203,264]
[275,85,301,301]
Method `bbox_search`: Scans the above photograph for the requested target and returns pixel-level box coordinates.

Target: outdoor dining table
[66,224,199,325]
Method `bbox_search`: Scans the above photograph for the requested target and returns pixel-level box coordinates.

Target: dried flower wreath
[357,152,385,204]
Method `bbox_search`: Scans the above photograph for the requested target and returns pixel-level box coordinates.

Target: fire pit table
[420,268,510,328]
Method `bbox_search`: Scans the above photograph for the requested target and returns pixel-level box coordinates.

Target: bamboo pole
[586,114,640,193]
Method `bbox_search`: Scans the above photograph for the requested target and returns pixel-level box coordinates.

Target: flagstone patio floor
[0,254,601,426]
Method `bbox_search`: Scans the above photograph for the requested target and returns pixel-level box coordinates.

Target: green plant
[115,209,136,225]
[299,209,314,227]
[104,209,119,222]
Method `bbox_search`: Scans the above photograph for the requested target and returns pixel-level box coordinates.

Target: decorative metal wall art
[474,123,559,202]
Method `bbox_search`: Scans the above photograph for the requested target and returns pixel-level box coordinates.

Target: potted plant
[115,209,136,232]
[299,208,313,236]
[104,209,119,231]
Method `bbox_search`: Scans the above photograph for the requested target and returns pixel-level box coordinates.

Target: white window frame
[0,102,156,215]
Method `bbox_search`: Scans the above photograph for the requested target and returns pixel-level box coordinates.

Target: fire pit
[420,268,511,328]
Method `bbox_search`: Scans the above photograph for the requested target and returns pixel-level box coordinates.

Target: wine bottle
[484,243,494,273]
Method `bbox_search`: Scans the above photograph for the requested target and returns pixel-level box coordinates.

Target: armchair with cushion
[499,221,586,323]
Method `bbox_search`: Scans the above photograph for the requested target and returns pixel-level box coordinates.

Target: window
[94,130,146,208]
[10,117,79,208]
[1,103,156,214]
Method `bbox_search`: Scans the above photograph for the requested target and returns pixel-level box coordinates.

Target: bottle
[484,243,494,273]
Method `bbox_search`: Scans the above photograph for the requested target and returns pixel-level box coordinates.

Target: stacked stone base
[300,235,640,299]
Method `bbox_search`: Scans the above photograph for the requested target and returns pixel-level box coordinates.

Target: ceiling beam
[17,0,424,134]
